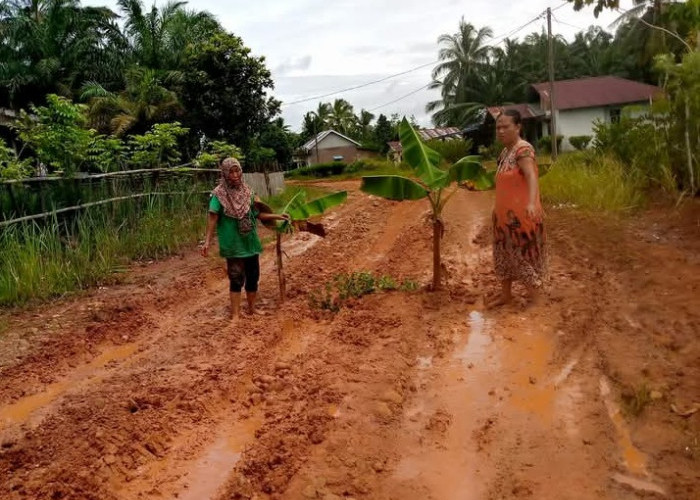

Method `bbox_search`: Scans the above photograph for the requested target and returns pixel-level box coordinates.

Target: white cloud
[82,0,636,129]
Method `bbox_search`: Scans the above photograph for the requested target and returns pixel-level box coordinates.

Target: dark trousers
[226,255,260,293]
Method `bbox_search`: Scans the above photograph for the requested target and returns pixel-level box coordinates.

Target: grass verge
[0,193,206,306]
[540,152,646,212]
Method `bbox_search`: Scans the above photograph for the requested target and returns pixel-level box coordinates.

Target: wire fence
[0,167,285,227]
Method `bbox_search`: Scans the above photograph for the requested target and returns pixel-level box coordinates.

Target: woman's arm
[258,212,290,222]
[518,155,540,220]
[201,212,218,257]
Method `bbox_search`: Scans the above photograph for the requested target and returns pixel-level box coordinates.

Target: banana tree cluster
[360,118,494,291]
[258,190,347,302]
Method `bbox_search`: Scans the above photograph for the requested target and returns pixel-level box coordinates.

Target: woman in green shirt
[201,158,288,321]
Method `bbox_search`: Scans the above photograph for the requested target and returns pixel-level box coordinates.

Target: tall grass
[540,152,646,212]
[0,193,206,306]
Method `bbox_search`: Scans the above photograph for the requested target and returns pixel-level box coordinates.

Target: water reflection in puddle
[600,377,648,476]
[453,311,493,365]
[178,417,262,500]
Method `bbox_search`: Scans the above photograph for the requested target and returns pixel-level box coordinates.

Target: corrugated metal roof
[418,127,462,141]
[532,76,662,111]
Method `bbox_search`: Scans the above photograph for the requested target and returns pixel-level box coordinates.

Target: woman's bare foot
[246,308,268,316]
[484,292,513,309]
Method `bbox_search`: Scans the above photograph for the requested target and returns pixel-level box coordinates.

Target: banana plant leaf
[360,175,429,201]
[399,118,448,190]
[287,191,347,220]
[448,155,484,183]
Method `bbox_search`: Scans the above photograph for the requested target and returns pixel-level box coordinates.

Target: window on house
[610,108,621,124]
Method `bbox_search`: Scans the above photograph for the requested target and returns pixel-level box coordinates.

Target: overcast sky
[83,0,635,131]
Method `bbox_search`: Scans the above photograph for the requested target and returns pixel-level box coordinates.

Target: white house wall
[556,108,606,151]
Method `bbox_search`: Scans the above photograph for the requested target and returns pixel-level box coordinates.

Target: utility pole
[547,7,558,161]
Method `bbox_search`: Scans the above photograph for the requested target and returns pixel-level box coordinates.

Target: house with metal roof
[298,130,378,166]
[530,76,662,151]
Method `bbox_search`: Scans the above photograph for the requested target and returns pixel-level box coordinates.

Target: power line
[551,13,589,32]
[281,60,437,107]
[281,1,571,112]
[368,83,432,112]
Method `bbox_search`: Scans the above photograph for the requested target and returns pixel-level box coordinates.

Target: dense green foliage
[428,2,695,127]
[0,0,291,171]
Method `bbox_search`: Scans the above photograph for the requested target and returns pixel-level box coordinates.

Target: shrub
[426,138,474,164]
[0,139,33,180]
[129,122,189,169]
[537,135,564,154]
[592,116,673,191]
[569,135,592,151]
[287,162,347,178]
[15,94,93,176]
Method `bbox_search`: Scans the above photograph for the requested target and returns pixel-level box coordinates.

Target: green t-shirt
[209,195,263,258]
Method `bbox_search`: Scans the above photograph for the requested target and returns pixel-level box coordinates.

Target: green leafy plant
[308,271,418,311]
[194,141,243,168]
[15,95,94,176]
[270,189,348,301]
[87,134,127,172]
[129,122,189,169]
[537,135,564,154]
[360,117,492,290]
[0,139,33,180]
[426,138,474,164]
[569,135,592,151]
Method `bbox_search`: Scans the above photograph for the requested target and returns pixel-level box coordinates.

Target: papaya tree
[360,118,493,290]
[257,190,347,302]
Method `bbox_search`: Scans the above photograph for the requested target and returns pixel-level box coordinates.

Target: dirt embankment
[0,181,698,499]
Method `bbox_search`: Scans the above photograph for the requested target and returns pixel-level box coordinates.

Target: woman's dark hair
[498,108,522,126]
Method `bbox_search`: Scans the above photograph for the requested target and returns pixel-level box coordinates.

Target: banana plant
[360,117,493,291]
[258,190,347,302]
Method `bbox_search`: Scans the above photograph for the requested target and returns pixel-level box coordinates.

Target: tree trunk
[432,218,443,291]
[684,98,696,195]
[276,232,286,302]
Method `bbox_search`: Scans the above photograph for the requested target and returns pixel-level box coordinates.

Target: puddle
[600,377,648,476]
[612,473,666,495]
[0,382,68,429]
[88,342,139,368]
[416,356,433,369]
[0,342,139,430]
[178,417,262,500]
[453,311,493,364]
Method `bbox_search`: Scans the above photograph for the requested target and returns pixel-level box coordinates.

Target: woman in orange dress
[485,109,547,308]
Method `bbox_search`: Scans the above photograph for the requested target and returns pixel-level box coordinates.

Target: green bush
[129,122,189,169]
[345,158,399,175]
[0,139,33,180]
[540,152,646,212]
[537,135,564,154]
[569,135,592,151]
[287,162,347,178]
[426,138,474,164]
[592,117,673,191]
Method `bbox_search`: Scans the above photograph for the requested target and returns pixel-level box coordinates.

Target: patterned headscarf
[212,157,254,234]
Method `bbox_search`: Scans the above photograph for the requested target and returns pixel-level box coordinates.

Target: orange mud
[0,181,698,499]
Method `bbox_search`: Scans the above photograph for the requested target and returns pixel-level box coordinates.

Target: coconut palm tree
[82,67,181,136]
[328,99,355,135]
[0,0,124,108]
[427,20,493,126]
[116,0,220,71]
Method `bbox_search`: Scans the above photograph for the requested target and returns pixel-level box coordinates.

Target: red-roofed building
[530,76,662,150]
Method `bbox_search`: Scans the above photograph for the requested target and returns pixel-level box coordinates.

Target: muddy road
[0,182,698,499]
